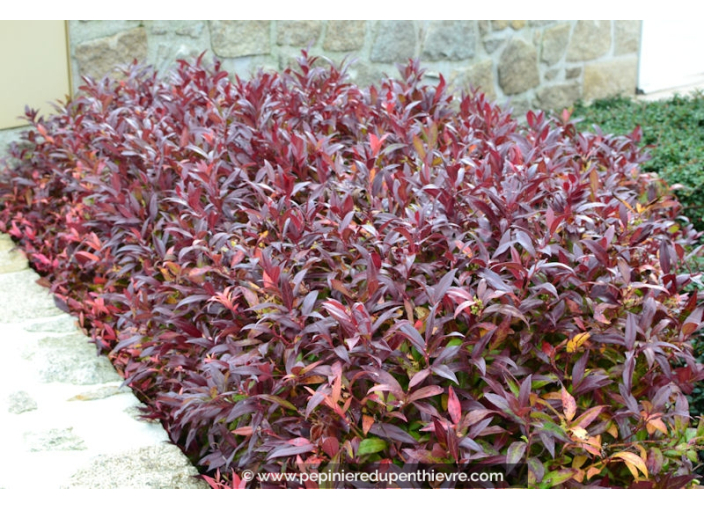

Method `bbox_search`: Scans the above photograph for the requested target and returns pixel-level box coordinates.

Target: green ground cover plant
[574,94,704,231]
[1,54,703,488]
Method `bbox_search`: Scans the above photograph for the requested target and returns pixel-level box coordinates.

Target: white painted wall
[639,20,704,93]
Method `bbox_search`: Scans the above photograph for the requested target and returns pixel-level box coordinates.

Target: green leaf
[529,411,554,422]
[685,427,697,442]
[446,338,463,348]
[257,394,298,411]
[507,441,527,465]
[538,420,570,441]
[358,438,387,456]
[544,468,577,487]
[506,378,520,398]
[530,379,555,390]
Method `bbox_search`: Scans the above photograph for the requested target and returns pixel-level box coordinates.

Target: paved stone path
[0,234,207,489]
[638,79,704,102]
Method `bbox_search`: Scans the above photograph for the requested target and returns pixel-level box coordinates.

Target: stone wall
[68,21,639,115]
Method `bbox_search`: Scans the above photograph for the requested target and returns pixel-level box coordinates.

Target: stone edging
[0,233,207,489]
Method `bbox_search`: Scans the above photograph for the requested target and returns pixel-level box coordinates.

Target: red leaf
[407,385,444,403]
[322,437,339,458]
[448,386,461,425]
[74,250,100,264]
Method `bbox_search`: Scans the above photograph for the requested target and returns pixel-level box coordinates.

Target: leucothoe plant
[1,52,703,488]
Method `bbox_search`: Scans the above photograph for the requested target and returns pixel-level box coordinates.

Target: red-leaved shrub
[2,53,704,488]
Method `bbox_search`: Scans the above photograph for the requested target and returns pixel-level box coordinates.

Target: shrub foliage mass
[1,55,704,488]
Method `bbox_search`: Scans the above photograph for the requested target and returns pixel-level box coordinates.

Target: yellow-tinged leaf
[343,440,355,458]
[566,332,591,353]
[562,387,577,422]
[582,435,603,457]
[165,261,181,274]
[528,470,536,486]
[414,306,430,321]
[429,123,439,148]
[545,468,577,487]
[586,434,602,449]
[645,417,668,436]
[606,423,619,438]
[412,135,426,160]
[159,267,174,282]
[623,460,639,480]
[542,391,563,401]
[586,466,602,480]
[299,376,326,385]
[570,426,589,441]
[634,443,648,461]
[612,451,649,479]
[414,306,429,333]
[362,415,374,436]
[572,455,588,469]
[590,167,599,190]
